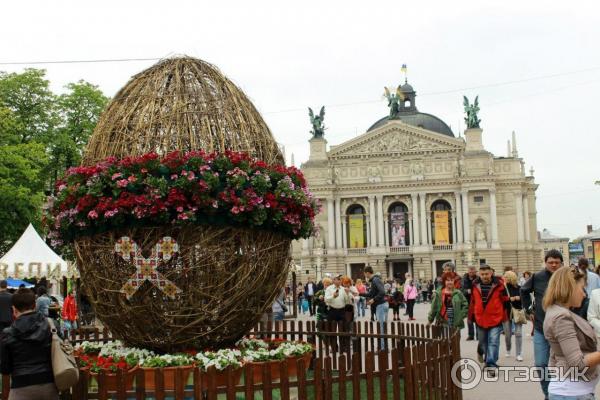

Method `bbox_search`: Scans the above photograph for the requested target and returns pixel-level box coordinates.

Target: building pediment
[329,120,464,158]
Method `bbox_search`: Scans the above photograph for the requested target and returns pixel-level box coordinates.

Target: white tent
[0,224,77,291]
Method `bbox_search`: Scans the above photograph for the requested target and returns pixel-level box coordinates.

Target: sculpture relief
[313,224,324,249]
[367,165,382,183]
[359,132,442,154]
[409,161,425,181]
[475,220,487,242]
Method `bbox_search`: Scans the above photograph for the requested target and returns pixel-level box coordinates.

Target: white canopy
[0,224,76,279]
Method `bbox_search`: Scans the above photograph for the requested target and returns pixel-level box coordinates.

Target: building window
[347,205,367,248]
[474,196,484,203]
[388,202,410,246]
[430,200,453,244]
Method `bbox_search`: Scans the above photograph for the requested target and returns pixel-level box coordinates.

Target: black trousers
[406,299,416,318]
[327,307,345,322]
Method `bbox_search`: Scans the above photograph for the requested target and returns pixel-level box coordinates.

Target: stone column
[454,192,464,243]
[408,213,413,246]
[419,193,428,245]
[523,192,531,242]
[489,189,499,247]
[327,198,335,250]
[427,216,433,245]
[341,218,348,249]
[451,212,457,245]
[376,195,385,247]
[366,216,371,247]
[515,193,525,242]
[384,217,389,247]
[369,196,377,248]
[461,190,471,243]
[411,194,421,246]
[335,198,343,249]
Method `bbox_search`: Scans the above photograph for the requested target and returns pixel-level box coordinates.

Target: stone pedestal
[465,128,484,152]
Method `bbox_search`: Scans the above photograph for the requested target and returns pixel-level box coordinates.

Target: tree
[0,70,108,252]
[46,81,109,189]
[0,69,58,144]
[0,143,48,253]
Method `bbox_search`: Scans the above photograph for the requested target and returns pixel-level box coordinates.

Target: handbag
[276,299,288,313]
[47,318,79,391]
[511,308,527,325]
[505,287,527,325]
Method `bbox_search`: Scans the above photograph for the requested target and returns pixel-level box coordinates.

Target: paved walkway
[294,301,549,400]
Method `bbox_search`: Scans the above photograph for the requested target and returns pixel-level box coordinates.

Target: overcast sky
[2,0,599,240]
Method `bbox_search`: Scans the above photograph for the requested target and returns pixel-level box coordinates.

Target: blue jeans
[477,324,502,368]
[549,395,595,400]
[534,329,551,399]
[357,297,366,317]
[273,311,285,321]
[375,302,389,349]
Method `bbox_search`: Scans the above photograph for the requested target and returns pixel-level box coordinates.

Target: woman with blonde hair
[503,271,525,361]
[544,266,600,400]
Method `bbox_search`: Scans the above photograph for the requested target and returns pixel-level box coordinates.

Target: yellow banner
[594,241,600,269]
[349,215,365,248]
[434,211,449,245]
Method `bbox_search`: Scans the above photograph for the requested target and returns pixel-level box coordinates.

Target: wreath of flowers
[46,150,320,246]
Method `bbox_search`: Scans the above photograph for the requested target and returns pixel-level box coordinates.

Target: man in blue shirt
[579,258,600,295]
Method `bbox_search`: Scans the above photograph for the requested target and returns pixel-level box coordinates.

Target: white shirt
[325,284,351,309]
[307,283,314,296]
[549,374,599,396]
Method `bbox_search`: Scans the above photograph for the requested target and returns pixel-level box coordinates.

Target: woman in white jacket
[587,287,600,342]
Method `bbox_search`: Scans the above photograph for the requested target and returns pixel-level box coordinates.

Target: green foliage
[0,69,109,253]
[0,143,48,252]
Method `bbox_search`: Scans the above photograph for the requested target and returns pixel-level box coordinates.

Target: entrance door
[391,262,409,281]
[350,263,366,281]
[435,259,452,278]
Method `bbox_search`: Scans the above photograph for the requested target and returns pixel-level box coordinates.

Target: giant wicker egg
[75,57,291,352]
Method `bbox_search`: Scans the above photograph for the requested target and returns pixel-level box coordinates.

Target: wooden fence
[1,320,462,400]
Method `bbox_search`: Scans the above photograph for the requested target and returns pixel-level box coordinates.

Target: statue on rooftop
[463,95,481,129]
[384,86,403,119]
[308,106,326,138]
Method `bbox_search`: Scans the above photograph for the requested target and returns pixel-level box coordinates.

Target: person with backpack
[364,266,388,349]
[0,288,59,399]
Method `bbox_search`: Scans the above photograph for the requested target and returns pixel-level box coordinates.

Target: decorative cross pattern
[115,236,182,300]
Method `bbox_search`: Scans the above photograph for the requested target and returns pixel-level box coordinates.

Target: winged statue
[308,106,326,138]
[384,86,403,119]
[463,95,481,129]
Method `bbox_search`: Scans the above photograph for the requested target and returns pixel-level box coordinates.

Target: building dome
[368,80,454,137]
[367,113,454,137]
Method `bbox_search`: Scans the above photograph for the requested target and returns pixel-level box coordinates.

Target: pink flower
[104,209,118,218]
[177,213,189,220]
[57,184,67,192]
[111,173,122,180]
[141,168,148,174]
[171,174,178,180]
[212,201,218,208]
[117,179,128,188]
[231,206,240,214]
[127,175,137,183]
[176,206,184,212]
[187,171,195,181]
[88,210,98,219]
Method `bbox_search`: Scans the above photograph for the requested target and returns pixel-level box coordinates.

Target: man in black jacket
[0,281,12,331]
[0,288,59,398]
[364,266,388,349]
[521,249,563,400]
[461,266,477,340]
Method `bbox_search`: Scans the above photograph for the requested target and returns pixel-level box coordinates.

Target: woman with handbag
[0,288,59,400]
[503,271,525,361]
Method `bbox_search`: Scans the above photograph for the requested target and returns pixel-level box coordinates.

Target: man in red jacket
[469,264,509,375]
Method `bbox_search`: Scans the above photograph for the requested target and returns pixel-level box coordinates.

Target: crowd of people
[276,251,600,400]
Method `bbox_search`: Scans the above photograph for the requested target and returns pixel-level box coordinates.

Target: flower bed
[75,337,313,388]
[46,150,319,246]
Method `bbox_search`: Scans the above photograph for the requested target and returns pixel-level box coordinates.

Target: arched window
[388,202,410,246]
[404,100,411,108]
[347,205,366,248]
[430,200,453,245]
